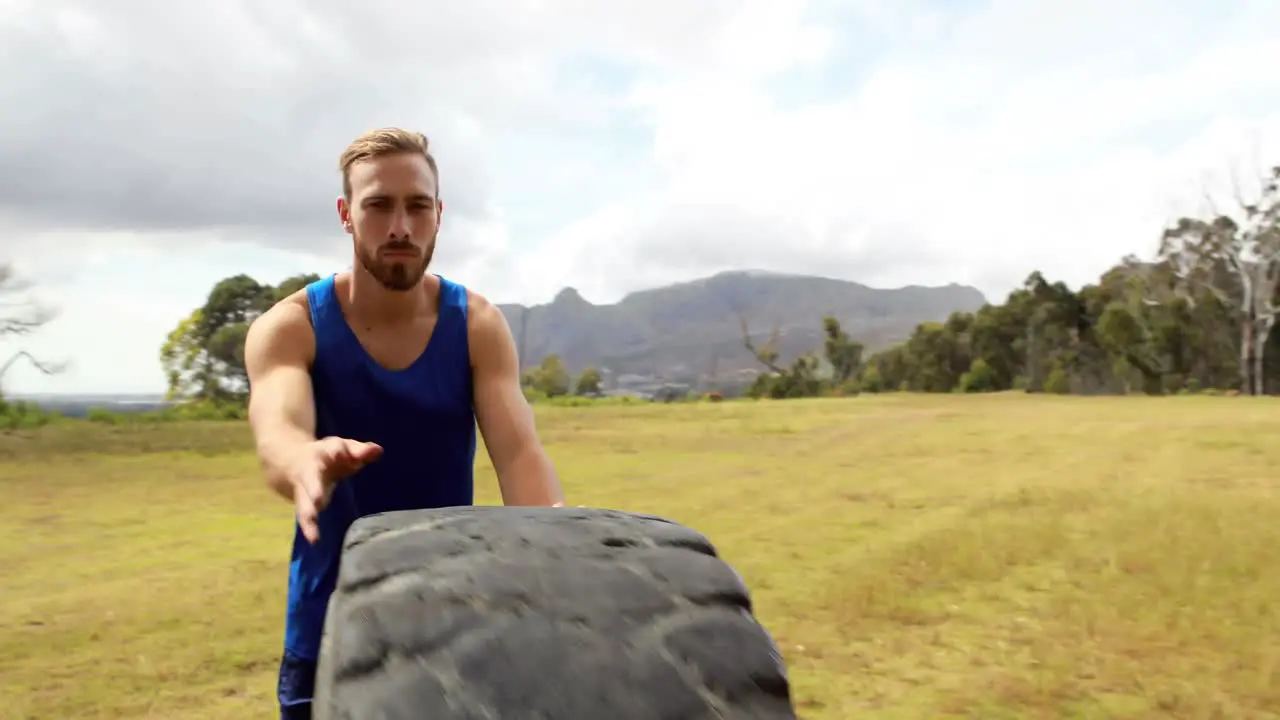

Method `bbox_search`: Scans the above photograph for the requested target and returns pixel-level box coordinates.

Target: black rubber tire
[311,506,797,720]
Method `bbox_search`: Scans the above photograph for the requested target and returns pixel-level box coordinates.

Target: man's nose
[388,207,411,238]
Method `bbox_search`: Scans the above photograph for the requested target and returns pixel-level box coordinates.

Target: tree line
[746,165,1280,398]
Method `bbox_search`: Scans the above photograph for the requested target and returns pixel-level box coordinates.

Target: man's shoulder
[462,287,504,328]
[245,290,316,366]
[262,289,313,331]
[460,287,518,366]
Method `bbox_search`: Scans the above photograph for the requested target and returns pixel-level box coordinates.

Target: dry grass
[2,393,1279,719]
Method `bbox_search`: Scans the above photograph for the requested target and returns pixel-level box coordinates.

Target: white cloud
[513,0,1280,301]
[3,0,1280,394]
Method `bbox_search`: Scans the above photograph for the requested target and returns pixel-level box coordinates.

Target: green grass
[2,394,1279,719]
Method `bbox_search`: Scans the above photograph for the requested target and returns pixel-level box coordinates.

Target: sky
[2,0,1279,395]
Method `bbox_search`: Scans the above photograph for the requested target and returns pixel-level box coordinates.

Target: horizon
[2,264,976,398]
[1,266,998,397]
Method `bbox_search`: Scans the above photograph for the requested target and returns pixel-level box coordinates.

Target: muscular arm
[244,296,319,503]
[469,293,566,506]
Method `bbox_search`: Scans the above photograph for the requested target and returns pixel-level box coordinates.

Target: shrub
[0,399,59,429]
[86,407,121,424]
[959,358,998,393]
[859,366,884,393]
[1043,364,1071,395]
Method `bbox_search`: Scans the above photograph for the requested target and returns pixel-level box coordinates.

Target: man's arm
[244,295,319,503]
[469,292,566,506]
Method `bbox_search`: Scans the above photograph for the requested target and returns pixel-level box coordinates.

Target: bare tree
[0,263,66,394]
[735,311,784,374]
[0,350,68,383]
[1156,166,1280,395]
[0,264,58,337]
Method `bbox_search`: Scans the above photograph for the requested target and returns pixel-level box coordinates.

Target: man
[243,127,566,720]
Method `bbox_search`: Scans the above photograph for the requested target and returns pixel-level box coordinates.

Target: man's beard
[356,237,434,292]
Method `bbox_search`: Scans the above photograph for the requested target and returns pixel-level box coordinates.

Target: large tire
[312,506,797,720]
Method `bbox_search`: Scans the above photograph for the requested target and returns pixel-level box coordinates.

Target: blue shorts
[278,651,317,720]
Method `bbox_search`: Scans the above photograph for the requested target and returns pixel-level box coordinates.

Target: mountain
[498,270,987,387]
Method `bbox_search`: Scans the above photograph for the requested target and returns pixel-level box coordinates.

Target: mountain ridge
[497,270,988,387]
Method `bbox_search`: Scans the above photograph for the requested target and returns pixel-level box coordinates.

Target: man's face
[337,152,441,292]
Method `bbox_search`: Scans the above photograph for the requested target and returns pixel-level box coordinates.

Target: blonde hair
[338,127,440,198]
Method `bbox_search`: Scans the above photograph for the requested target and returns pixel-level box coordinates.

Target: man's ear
[336,196,352,234]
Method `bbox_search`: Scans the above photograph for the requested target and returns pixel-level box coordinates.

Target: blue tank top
[282,273,477,660]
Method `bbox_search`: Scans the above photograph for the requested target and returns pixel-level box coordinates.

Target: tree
[959,358,997,393]
[0,350,67,398]
[524,354,571,398]
[860,364,884,392]
[747,353,823,399]
[822,316,863,386]
[0,264,57,339]
[740,314,865,398]
[196,274,276,394]
[0,264,66,393]
[737,312,784,374]
[160,308,214,401]
[1155,166,1280,395]
[159,271,324,403]
[575,365,602,396]
[273,273,322,302]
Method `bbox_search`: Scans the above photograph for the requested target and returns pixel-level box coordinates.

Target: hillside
[498,270,987,387]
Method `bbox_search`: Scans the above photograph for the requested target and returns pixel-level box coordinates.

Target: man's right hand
[291,437,383,544]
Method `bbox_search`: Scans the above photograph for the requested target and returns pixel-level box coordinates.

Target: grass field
[2,393,1279,719]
